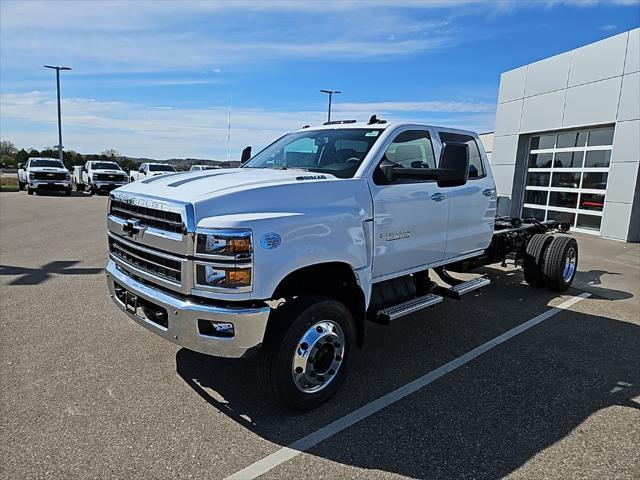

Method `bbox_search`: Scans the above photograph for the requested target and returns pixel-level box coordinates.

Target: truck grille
[109,199,184,234]
[33,172,66,181]
[95,173,125,181]
[109,236,182,284]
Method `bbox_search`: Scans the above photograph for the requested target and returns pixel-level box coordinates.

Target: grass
[0,175,19,192]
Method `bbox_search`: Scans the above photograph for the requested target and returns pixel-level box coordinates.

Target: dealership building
[488,28,639,242]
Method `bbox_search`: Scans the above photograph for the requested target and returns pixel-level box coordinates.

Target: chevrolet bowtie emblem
[123,219,146,238]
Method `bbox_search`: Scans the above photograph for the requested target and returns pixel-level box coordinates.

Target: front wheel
[543,236,579,291]
[27,187,34,195]
[65,187,72,196]
[258,295,355,411]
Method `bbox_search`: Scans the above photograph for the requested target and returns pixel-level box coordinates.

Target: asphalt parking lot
[1,190,639,480]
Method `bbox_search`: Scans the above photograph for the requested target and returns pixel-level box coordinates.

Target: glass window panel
[526,171,550,187]
[582,172,608,189]
[530,134,556,150]
[551,172,581,188]
[584,150,611,168]
[587,127,614,146]
[549,191,578,209]
[554,151,584,168]
[528,153,553,168]
[439,132,484,178]
[522,207,545,221]
[580,193,605,211]
[557,131,588,148]
[524,189,548,205]
[576,214,602,231]
[547,210,575,224]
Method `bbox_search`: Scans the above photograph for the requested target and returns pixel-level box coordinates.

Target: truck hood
[115,168,339,203]
[111,168,370,226]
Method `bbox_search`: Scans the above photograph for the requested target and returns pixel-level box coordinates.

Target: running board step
[377,293,443,323]
[435,276,490,300]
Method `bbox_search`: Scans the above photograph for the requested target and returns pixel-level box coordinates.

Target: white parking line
[225,292,591,480]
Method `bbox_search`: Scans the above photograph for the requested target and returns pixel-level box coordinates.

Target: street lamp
[320,89,341,123]
[44,65,71,163]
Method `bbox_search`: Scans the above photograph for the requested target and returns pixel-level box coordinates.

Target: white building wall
[492,28,640,241]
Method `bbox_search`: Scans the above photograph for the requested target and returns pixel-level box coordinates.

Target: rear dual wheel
[258,295,355,412]
[523,234,578,291]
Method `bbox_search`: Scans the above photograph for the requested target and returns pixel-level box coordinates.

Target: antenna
[227,95,232,167]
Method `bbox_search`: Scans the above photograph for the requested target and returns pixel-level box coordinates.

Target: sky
[1,0,639,160]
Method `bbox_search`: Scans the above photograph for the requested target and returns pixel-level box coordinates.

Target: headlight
[196,229,251,257]
[65,173,71,180]
[195,265,252,289]
[193,229,253,292]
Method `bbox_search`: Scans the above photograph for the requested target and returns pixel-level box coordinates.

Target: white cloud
[0,91,495,158]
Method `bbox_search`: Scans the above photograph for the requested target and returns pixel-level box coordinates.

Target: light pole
[320,89,341,123]
[44,65,71,163]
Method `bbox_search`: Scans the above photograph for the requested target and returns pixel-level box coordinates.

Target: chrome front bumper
[29,180,71,188]
[106,260,271,358]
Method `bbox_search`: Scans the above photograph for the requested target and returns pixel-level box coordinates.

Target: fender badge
[260,232,282,250]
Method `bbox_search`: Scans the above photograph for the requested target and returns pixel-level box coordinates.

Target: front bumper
[106,260,270,358]
[29,180,71,190]
[92,181,127,191]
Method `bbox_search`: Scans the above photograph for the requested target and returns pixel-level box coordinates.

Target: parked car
[128,162,177,182]
[190,165,222,171]
[72,161,128,195]
[19,157,71,195]
[105,119,578,411]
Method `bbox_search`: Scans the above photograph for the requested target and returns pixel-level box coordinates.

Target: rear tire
[543,236,579,291]
[523,234,554,287]
[257,295,355,411]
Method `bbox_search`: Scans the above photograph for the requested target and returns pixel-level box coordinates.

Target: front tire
[65,187,72,196]
[543,236,579,291]
[27,187,34,195]
[18,181,25,191]
[258,295,355,411]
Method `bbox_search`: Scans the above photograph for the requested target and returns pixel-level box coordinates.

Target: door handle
[483,188,496,197]
[431,192,447,202]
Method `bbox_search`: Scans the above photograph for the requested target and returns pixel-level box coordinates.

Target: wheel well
[272,262,366,347]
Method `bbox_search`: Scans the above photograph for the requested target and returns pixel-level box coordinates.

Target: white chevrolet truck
[18,157,71,195]
[128,162,177,182]
[72,161,128,194]
[105,119,579,411]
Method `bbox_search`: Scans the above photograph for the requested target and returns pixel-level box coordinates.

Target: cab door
[369,128,450,280]
[438,131,496,259]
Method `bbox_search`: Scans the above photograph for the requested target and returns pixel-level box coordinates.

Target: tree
[0,140,17,156]
[101,148,120,159]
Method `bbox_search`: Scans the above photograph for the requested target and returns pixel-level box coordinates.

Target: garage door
[521,126,614,235]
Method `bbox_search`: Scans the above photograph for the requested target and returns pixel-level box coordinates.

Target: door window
[439,132,485,179]
[374,130,435,184]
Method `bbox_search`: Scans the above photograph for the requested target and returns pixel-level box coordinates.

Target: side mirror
[18,163,23,170]
[139,166,144,173]
[437,142,469,188]
[241,146,252,164]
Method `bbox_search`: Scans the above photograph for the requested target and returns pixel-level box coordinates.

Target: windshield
[30,159,64,168]
[243,128,384,179]
[92,162,121,170]
[149,164,176,172]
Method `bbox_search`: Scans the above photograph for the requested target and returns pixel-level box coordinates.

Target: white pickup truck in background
[128,162,177,182]
[72,161,128,194]
[18,157,71,195]
[105,118,579,411]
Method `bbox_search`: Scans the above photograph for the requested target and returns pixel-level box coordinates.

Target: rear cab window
[438,131,486,179]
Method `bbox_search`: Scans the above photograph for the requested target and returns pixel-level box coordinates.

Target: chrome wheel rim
[292,320,345,394]
[563,247,577,282]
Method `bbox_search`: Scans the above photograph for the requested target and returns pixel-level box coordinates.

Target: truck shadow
[175,270,639,478]
[0,261,104,285]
